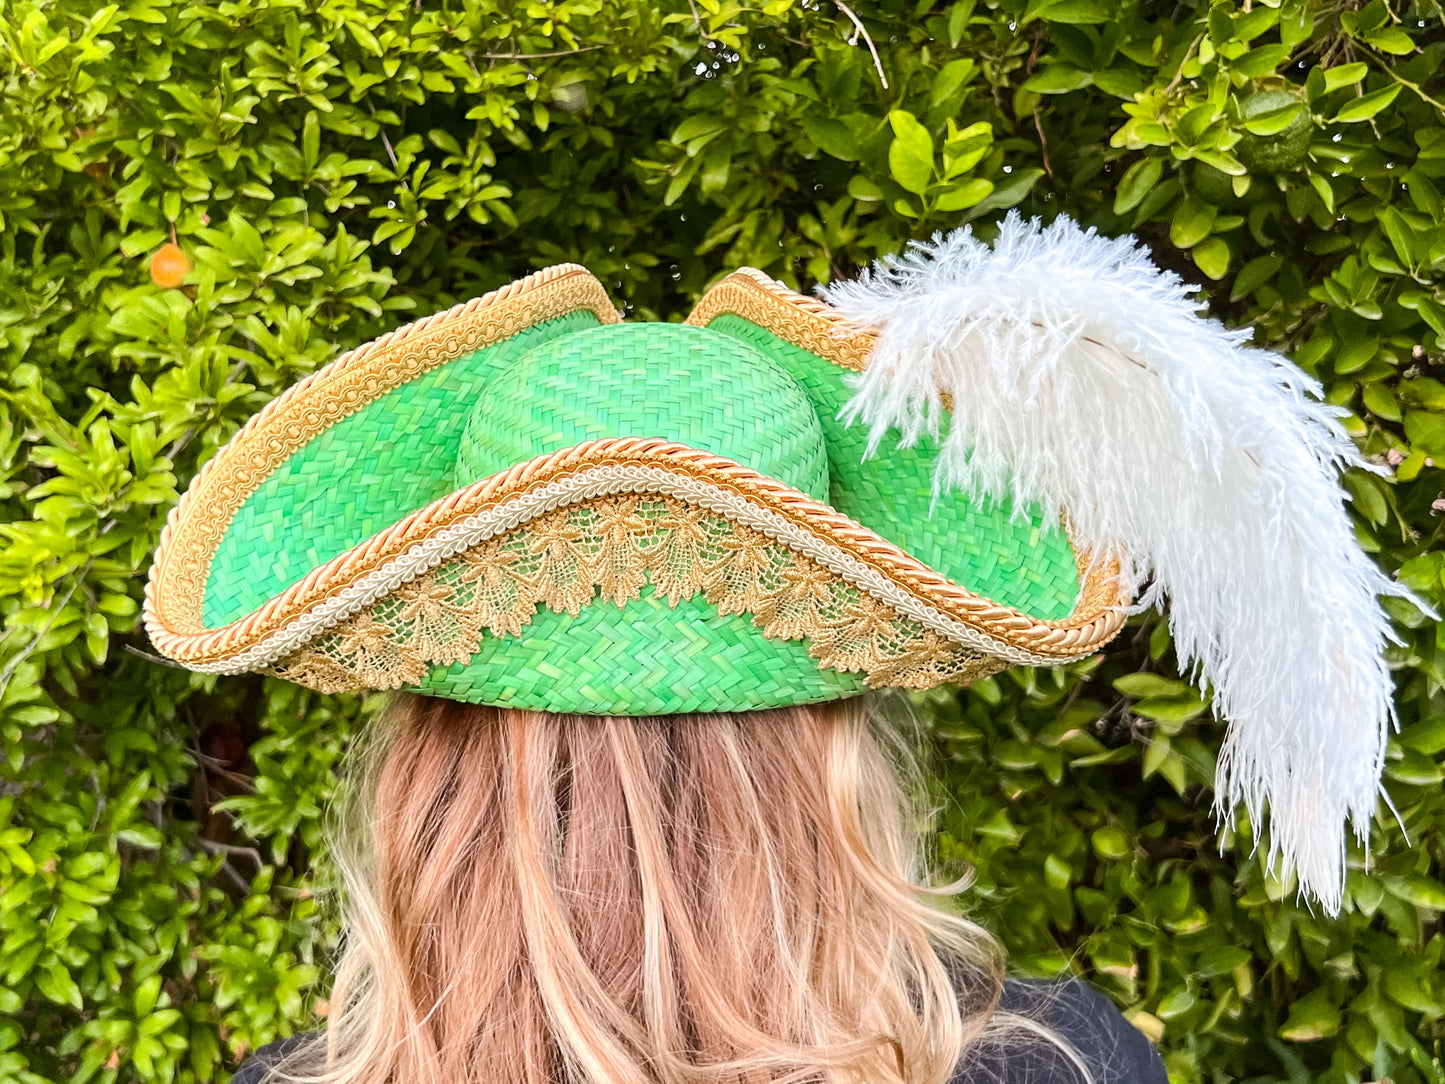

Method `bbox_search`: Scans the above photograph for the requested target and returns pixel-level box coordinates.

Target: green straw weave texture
[420,320,846,711]
[704,314,1081,621]
[203,311,603,627]
[454,323,829,498]
[414,586,866,712]
[200,298,1083,715]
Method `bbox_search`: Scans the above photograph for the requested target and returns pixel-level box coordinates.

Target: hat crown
[454,322,830,500]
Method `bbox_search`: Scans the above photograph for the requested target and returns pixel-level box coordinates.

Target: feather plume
[821,212,1416,913]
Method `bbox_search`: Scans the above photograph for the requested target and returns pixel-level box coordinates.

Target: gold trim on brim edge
[146,437,1127,671]
[263,492,1015,696]
[686,268,875,371]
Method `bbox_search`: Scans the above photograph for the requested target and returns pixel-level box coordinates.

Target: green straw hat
[144,263,1124,715]
[147,212,1417,911]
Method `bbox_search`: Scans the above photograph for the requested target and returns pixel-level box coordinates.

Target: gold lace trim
[266,495,1005,694]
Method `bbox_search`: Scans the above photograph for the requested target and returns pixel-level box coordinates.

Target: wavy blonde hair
[277,693,1073,1084]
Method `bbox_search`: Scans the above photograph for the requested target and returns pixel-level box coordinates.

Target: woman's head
[307,694,1007,1084]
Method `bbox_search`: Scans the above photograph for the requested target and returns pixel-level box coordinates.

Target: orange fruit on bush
[149,242,191,288]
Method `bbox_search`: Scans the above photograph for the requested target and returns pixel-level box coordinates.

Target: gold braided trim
[145,438,1128,670]
[266,494,1008,694]
[145,265,620,636]
[686,268,875,371]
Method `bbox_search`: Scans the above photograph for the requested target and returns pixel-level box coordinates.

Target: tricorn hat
[146,213,1410,912]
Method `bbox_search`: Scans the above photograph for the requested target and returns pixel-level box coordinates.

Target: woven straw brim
[143,265,1128,709]
[148,433,1123,667]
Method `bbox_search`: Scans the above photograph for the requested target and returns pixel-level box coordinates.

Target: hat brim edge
[146,436,1127,678]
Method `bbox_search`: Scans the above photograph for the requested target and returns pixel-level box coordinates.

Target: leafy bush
[1,0,1442,1081]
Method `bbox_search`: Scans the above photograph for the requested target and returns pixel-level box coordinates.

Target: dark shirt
[953,978,1167,1083]
[232,978,1166,1084]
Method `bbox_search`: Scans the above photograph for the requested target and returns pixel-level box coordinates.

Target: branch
[0,573,84,704]
[1382,65,1445,115]
[1164,32,1205,95]
[1033,103,1054,177]
[834,2,889,90]
[122,643,188,669]
[197,837,265,866]
[476,45,606,60]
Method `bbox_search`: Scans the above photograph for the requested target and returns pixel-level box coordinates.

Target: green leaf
[1334,84,1403,123]
[966,167,1044,217]
[1142,735,1173,779]
[948,0,975,46]
[934,178,993,211]
[37,961,83,1010]
[302,111,320,173]
[1280,992,1342,1041]
[1023,65,1095,94]
[802,116,859,161]
[1176,102,1219,143]
[1230,252,1283,301]
[1170,199,1216,248]
[1402,713,1445,756]
[671,114,728,151]
[1243,102,1305,136]
[1032,0,1114,23]
[1382,969,1439,1013]
[1384,875,1445,910]
[1361,382,1401,421]
[1279,0,1313,46]
[1197,946,1252,977]
[1192,236,1231,279]
[1092,67,1147,99]
[1114,157,1163,214]
[1091,826,1131,860]
[1133,693,1210,726]
[1321,62,1370,93]
[1232,44,1292,79]
[134,974,162,1016]
[1345,472,1389,526]
[1363,27,1416,55]
[846,175,885,201]
[931,58,977,107]
[1114,673,1190,698]
[888,110,934,195]
[1335,337,1378,374]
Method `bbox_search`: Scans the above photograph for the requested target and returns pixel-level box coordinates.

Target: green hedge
[1,1,1443,1080]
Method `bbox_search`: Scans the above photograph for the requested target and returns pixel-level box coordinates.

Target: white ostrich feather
[821,212,1415,913]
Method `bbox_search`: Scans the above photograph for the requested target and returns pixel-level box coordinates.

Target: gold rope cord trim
[267,494,1006,694]
[147,438,1129,668]
[685,268,876,371]
[147,438,1128,668]
[148,265,620,634]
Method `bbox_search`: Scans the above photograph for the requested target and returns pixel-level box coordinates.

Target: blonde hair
[279,693,1075,1084]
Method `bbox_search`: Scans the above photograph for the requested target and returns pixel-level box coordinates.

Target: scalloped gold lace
[266,495,1003,695]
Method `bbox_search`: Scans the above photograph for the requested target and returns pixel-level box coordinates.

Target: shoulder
[953,977,1168,1084]
[230,1034,317,1084]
